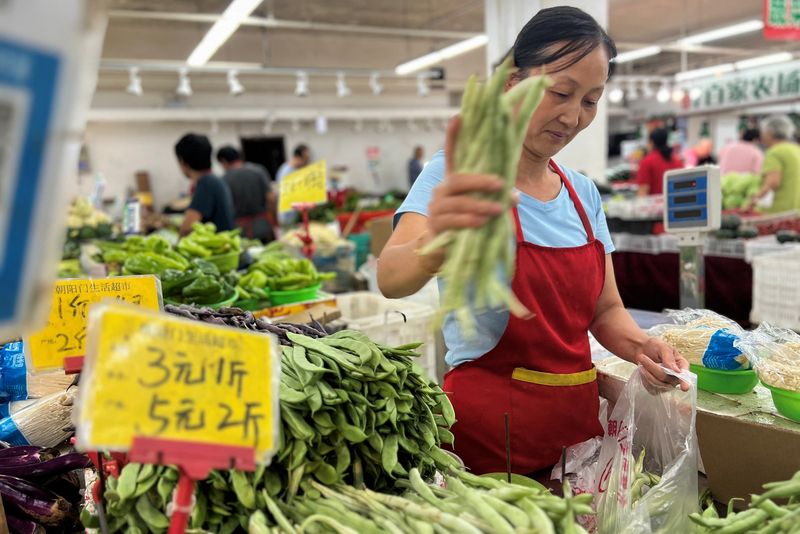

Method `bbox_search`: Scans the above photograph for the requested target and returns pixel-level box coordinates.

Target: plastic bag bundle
[735,324,800,392]
[594,367,698,534]
[650,309,749,370]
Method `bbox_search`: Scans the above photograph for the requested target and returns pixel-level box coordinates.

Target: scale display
[663,166,721,232]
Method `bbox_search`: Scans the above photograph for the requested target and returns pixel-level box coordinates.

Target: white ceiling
[98,0,798,97]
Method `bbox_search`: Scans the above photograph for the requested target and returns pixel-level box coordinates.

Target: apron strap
[511,206,525,242]
[549,161,595,243]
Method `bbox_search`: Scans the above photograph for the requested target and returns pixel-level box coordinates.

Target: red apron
[443,161,606,475]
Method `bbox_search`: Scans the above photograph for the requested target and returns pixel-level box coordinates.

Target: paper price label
[75,303,279,462]
[26,276,161,372]
[279,160,327,213]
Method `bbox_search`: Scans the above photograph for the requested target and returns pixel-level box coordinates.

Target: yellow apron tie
[511,366,597,387]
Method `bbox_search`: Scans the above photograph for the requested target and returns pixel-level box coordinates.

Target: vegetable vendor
[377,6,689,476]
[174,133,236,236]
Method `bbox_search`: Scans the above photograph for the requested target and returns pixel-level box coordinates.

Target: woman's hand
[426,117,506,238]
[635,337,691,391]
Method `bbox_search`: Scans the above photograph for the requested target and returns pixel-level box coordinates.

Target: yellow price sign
[26,276,161,372]
[279,160,327,213]
[75,303,279,462]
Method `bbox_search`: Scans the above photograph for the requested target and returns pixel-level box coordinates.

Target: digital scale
[663,166,722,308]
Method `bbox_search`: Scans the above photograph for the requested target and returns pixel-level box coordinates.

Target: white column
[484,0,541,76]
[540,0,610,182]
[486,0,610,182]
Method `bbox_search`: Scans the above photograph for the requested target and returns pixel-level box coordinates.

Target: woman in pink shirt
[719,129,764,175]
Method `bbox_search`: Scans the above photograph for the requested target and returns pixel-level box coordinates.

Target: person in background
[276,144,312,226]
[277,144,312,181]
[408,146,424,188]
[718,128,763,175]
[174,133,235,235]
[683,138,715,167]
[636,128,682,196]
[748,115,800,213]
[216,146,275,242]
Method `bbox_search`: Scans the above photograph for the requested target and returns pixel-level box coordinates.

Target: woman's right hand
[425,117,507,238]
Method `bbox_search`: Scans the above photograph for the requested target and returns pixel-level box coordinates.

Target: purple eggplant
[0,453,90,479]
[0,475,71,526]
[0,447,42,459]
[6,514,45,534]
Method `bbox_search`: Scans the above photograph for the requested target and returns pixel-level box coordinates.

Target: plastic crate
[335,292,438,382]
[751,249,800,330]
[745,236,800,263]
[705,237,746,259]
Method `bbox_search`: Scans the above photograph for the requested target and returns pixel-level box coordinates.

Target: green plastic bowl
[482,473,547,491]
[235,298,270,312]
[165,288,239,310]
[690,364,758,394]
[206,250,240,272]
[269,284,321,306]
[762,382,800,422]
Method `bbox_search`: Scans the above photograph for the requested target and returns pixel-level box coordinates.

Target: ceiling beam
[108,9,480,40]
[87,106,459,122]
[98,59,440,78]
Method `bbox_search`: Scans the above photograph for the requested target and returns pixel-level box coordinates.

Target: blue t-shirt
[395,150,614,367]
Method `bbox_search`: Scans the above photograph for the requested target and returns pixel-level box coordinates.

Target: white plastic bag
[594,366,698,534]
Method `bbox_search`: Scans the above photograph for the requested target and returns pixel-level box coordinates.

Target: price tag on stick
[25,275,162,373]
[74,302,280,533]
[279,160,327,213]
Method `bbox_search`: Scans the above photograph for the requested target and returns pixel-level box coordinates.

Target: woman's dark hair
[175,133,212,171]
[504,6,617,79]
[742,128,760,143]
[649,128,672,162]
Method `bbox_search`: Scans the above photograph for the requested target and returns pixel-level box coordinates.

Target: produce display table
[596,357,800,506]
[336,210,395,234]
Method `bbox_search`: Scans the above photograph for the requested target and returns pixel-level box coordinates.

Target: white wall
[82,120,447,211]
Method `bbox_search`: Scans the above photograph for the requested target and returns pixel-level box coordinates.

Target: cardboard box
[366,216,393,257]
[596,356,800,505]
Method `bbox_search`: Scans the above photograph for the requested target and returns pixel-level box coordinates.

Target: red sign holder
[128,436,256,534]
[63,355,84,374]
[291,202,318,259]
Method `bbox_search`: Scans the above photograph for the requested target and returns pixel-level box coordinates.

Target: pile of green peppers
[161,259,237,305]
[177,222,241,258]
[243,253,335,295]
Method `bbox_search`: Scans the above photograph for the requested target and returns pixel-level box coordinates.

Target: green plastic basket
[690,364,758,394]
[762,382,800,422]
[235,298,271,312]
[165,288,239,310]
[206,250,240,272]
[347,233,371,269]
[269,284,321,306]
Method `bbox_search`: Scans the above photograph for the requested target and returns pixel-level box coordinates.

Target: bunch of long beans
[420,59,549,334]
[690,470,800,533]
[249,468,593,534]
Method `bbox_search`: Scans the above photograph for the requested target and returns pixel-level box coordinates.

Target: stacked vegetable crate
[335,292,438,382]
[750,249,800,330]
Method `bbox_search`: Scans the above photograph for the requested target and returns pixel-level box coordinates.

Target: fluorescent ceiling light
[675,63,734,82]
[187,0,263,67]
[677,19,763,46]
[395,34,487,75]
[734,52,793,70]
[613,46,661,64]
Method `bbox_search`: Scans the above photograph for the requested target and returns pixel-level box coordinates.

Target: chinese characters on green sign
[688,61,800,111]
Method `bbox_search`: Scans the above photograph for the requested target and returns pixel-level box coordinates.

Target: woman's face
[512,44,609,161]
